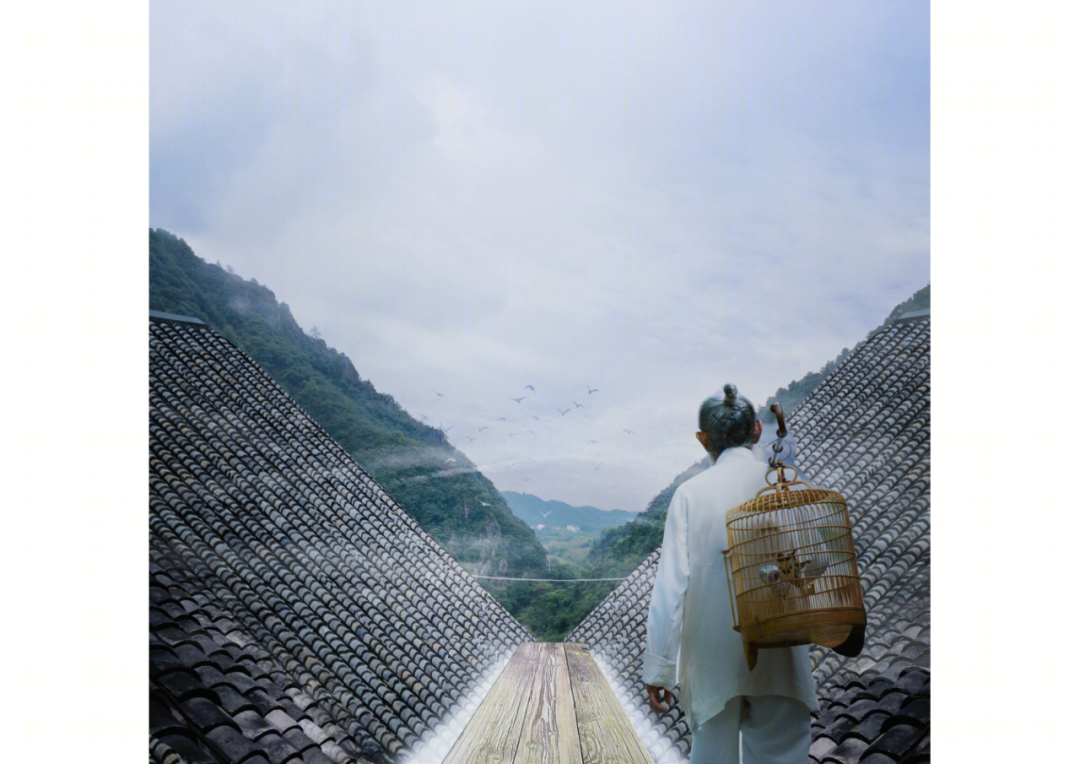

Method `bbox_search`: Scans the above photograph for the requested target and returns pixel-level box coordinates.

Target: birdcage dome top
[726,464,844,519]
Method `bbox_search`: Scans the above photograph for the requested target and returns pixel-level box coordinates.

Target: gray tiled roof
[567,315,931,764]
[149,316,532,764]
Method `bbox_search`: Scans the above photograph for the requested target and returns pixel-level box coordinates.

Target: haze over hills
[501,491,636,530]
[149,228,548,582]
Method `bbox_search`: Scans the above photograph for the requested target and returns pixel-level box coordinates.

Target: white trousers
[687,695,811,764]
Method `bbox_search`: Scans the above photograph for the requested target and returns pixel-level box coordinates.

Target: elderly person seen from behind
[643,384,817,764]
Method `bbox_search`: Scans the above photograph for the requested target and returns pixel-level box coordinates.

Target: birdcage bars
[724,464,866,668]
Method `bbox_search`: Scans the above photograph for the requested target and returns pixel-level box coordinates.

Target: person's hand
[647,684,674,714]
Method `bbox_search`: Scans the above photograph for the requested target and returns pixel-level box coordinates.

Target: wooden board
[442,642,653,764]
[514,643,584,764]
[442,642,540,764]
[564,643,654,764]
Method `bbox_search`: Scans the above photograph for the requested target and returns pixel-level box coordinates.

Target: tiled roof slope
[568,315,930,764]
[149,315,532,764]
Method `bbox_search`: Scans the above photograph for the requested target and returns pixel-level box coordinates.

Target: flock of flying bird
[420,383,633,474]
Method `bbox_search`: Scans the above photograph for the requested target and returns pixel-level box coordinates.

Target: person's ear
[696,431,710,450]
[753,419,763,443]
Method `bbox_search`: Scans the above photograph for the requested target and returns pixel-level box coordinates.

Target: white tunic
[642,445,819,730]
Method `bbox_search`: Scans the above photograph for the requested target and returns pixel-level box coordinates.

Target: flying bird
[558,408,570,416]
[433,390,445,397]
[445,458,457,464]
[530,415,540,421]
[587,386,599,394]
[573,401,584,409]
[478,426,489,432]
[589,440,598,444]
[540,510,552,518]
[510,397,525,403]
[479,500,491,506]
[497,417,509,422]
[524,385,536,391]
[623,429,635,435]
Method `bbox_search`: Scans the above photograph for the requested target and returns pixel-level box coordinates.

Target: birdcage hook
[766,403,798,484]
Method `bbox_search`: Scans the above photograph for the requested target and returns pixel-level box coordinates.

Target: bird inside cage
[723,405,866,670]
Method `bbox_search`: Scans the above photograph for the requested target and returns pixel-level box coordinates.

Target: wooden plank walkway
[443,642,653,764]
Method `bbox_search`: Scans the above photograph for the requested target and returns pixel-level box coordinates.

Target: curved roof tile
[149,316,531,764]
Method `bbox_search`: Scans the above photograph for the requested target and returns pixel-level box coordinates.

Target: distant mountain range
[501,491,637,531]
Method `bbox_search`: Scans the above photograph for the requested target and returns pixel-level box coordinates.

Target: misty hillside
[149,228,547,580]
[501,491,636,530]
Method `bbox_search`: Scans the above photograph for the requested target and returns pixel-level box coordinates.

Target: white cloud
[418,75,545,166]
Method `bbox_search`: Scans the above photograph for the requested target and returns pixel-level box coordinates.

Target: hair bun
[723,383,738,406]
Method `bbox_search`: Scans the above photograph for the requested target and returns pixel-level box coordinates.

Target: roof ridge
[895,308,930,322]
[150,310,206,326]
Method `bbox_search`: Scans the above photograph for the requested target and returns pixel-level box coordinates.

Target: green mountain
[149,228,547,582]
[501,492,637,531]
[501,491,639,578]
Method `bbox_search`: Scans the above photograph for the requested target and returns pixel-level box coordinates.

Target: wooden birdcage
[723,452,866,671]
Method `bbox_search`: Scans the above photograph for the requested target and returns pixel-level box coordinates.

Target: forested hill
[501,492,636,531]
[149,228,547,579]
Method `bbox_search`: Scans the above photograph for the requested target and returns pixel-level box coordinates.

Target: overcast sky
[150,0,928,512]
